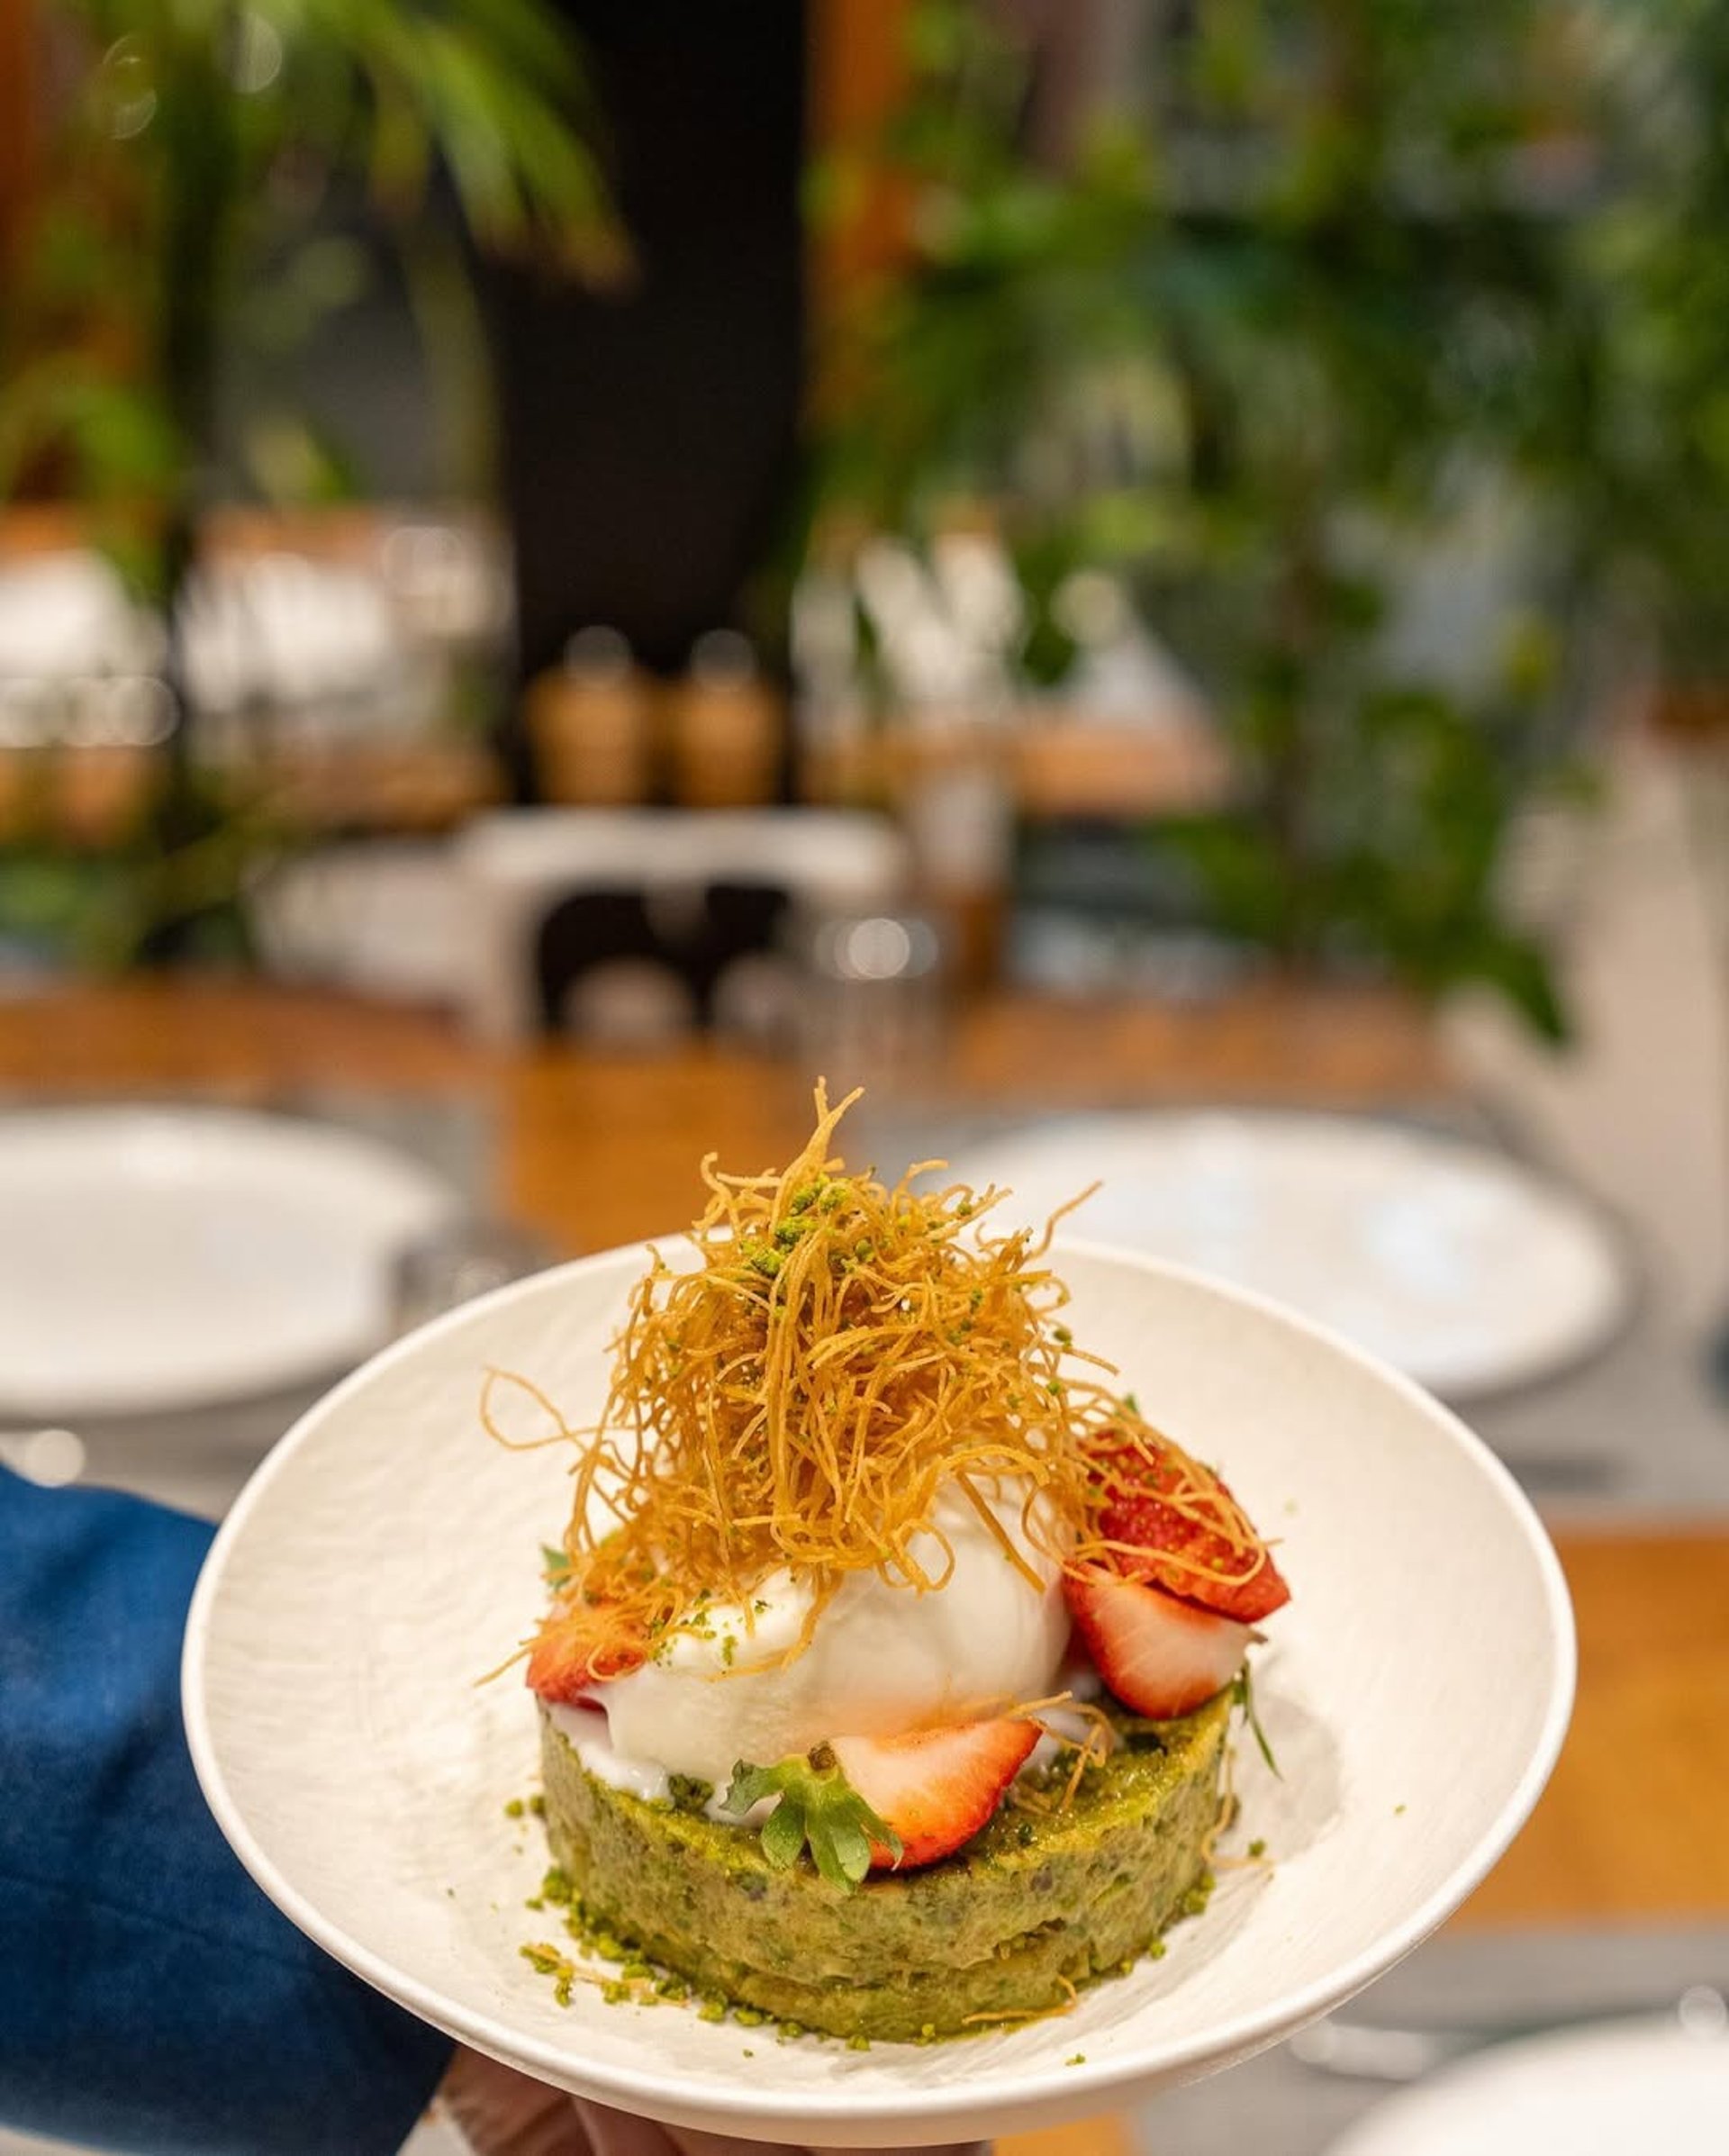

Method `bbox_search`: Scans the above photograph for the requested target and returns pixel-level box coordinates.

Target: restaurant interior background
[2,1,1726,2151]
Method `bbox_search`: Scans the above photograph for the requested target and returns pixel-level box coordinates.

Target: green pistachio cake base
[538,1691,1230,2043]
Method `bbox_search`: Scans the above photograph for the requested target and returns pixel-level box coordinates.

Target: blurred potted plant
[1581,1,1729,724]
[803,0,1620,1037]
[0,0,619,964]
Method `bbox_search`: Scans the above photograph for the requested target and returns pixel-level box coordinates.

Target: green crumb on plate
[520,1942,576,2009]
[1248,1838,1267,1859]
[1066,2053,1086,2067]
[503,1798,526,1819]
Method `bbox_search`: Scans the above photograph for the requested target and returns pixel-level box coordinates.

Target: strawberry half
[1064,1563,1252,1718]
[1092,1440,1290,1624]
[828,1717,1039,1871]
[525,1599,647,1702]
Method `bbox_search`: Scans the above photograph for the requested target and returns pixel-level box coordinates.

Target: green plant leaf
[1232,1663,1280,1780]
[760,1796,810,1870]
[720,1750,901,1892]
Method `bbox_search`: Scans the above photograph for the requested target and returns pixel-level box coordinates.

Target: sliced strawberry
[1064,1563,1251,1717]
[525,1599,647,1702]
[828,1717,1039,1871]
[1092,1440,1290,1623]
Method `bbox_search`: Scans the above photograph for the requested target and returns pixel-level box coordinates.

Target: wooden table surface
[5,981,1726,2156]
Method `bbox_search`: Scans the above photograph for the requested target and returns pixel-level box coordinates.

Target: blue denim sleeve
[0,1466,453,2154]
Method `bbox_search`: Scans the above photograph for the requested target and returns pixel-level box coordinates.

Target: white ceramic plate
[1320,2018,1729,2155]
[183,1240,1573,2148]
[946,1113,1627,1401]
[0,1107,456,1418]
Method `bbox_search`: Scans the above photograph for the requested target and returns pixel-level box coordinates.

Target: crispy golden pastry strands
[506,1082,1276,1654]
[961,1974,1078,2027]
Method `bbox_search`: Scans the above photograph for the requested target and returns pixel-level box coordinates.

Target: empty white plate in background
[946,1113,1628,1401]
[1320,2017,1729,2156]
[0,1107,456,1418]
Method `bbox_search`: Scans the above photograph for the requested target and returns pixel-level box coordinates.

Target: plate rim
[0,1101,456,1418]
[182,1235,1577,2139]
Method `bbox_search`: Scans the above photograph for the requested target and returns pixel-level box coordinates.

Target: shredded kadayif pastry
[485,1082,1274,1666]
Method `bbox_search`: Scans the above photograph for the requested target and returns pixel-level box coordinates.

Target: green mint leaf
[540,1544,572,1581]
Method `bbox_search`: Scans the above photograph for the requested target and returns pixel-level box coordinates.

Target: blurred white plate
[184,1241,1572,2149]
[1321,2017,1729,2156]
[946,1113,1627,1400]
[0,1107,455,1418]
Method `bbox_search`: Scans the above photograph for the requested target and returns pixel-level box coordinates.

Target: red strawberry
[828,1717,1039,1871]
[1092,1441,1290,1623]
[525,1599,647,1702]
[1064,1563,1252,1718]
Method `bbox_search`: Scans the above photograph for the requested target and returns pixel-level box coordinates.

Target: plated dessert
[511,1086,1290,2041]
[186,1091,1570,2139]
